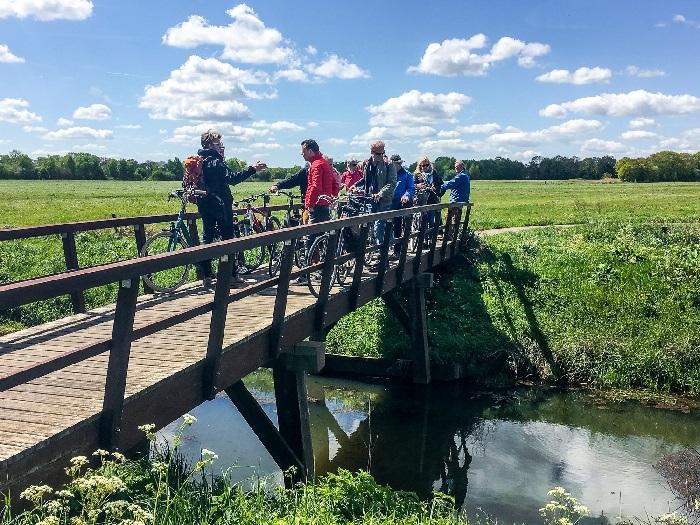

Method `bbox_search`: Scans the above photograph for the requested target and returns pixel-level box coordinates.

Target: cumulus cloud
[274,69,309,82]
[486,119,603,146]
[629,117,655,129]
[540,89,700,118]
[23,125,48,133]
[0,98,42,123]
[43,126,113,140]
[139,55,272,121]
[669,13,700,29]
[417,138,480,152]
[367,90,470,127]
[162,4,292,64]
[56,117,73,127]
[580,138,625,153]
[352,126,437,144]
[73,103,111,120]
[536,67,611,85]
[307,54,369,79]
[408,34,550,76]
[165,122,269,145]
[251,120,304,131]
[325,138,347,145]
[116,124,142,129]
[658,128,700,151]
[437,123,502,139]
[625,65,666,78]
[621,130,658,140]
[239,142,283,151]
[0,0,93,20]
[0,44,24,63]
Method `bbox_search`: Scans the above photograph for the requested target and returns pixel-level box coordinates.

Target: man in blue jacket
[390,154,415,257]
[440,160,471,203]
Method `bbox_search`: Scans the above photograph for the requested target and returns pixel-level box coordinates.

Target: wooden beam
[133,224,153,294]
[382,291,411,335]
[269,240,295,358]
[459,204,472,250]
[409,273,433,385]
[99,277,139,450]
[224,381,303,475]
[412,213,429,277]
[313,232,339,341]
[202,255,235,400]
[450,207,463,258]
[395,215,412,284]
[375,220,393,297]
[440,208,454,263]
[349,224,369,310]
[61,231,85,314]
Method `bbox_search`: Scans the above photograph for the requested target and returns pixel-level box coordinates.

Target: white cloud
[0,0,93,21]
[417,138,480,152]
[56,117,73,127]
[116,124,142,129]
[540,90,700,118]
[625,65,666,78]
[536,67,611,85]
[43,126,113,140]
[165,122,269,145]
[352,125,436,144]
[240,142,282,151]
[486,119,603,146]
[629,117,655,129]
[23,125,48,133]
[0,44,24,63]
[325,138,347,145]
[438,123,502,138]
[657,128,700,151]
[305,45,317,56]
[367,90,471,127]
[408,34,550,76]
[0,98,41,123]
[251,120,304,131]
[580,138,625,153]
[274,69,309,82]
[307,54,369,79]
[307,121,319,128]
[670,13,700,29]
[162,4,292,64]
[511,150,540,161]
[139,55,272,121]
[621,130,658,140]
[73,103,111,120]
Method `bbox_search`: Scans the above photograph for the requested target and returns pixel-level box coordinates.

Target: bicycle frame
[167,191,194,248]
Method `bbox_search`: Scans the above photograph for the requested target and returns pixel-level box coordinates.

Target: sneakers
[293,275,309,285]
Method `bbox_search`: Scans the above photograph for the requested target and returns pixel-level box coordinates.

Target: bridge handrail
[0,202,468,310]
[0,203,302,242]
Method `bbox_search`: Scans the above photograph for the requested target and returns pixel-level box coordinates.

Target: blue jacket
[440,171,470,203]
[392,167,415,209]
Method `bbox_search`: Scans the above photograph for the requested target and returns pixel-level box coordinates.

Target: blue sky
[1,0,700,166]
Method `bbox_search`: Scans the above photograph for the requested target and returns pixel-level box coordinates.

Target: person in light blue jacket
[441,160,471,203]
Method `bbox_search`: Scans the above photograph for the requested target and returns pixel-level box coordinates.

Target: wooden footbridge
[0,201,471,496]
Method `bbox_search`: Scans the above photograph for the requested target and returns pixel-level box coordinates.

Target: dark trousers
[197,201,237,279]
[305,206,331,255]
[392,202,412,255]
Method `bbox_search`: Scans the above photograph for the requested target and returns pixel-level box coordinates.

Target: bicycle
[139,189,197,293]
[232,193,280,274]
[268,191,306,277]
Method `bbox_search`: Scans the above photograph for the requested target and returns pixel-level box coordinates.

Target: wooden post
[349,224,369,310]
[273,362,314,481]
[395,214,412,284]
[440,208,454,263]
[269,240,295,359]
[100,277,139,450]
[427,215,439,268]
[133,224,153,295]
[450,207,463,258]
[459,204,472,251]
[412,213,429,277]
[313,232,339,341]
[187,218,204,279]
[61,231,86,313]
[409,273,433,384]
[202,255,234,400]
[375,220,392,297]
[225,381,303,477]
[382,291,411,335]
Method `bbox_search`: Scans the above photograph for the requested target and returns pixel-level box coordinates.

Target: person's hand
[372,193,381,203]
[401,194,409,205]
[253,161,267,172]
[269,185,278,193]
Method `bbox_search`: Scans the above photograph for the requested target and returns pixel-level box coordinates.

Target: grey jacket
[363,159,397,211]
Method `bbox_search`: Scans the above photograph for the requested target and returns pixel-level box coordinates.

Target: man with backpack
[193,129,267,287]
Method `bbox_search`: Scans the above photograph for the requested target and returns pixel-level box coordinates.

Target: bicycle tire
[335,232,353,286]
[306,234,329,298]
[409,213,422,253]
[140,231,191,293]
[237,219,265,274]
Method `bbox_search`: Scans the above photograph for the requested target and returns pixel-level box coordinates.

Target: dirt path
[477,224,575,237]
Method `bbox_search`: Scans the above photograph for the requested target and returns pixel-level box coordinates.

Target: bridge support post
[409,273,433,385]
[272,341,325,481]
[61,231,86,313]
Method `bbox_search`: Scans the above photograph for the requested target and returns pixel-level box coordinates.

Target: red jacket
[305,152,339,208]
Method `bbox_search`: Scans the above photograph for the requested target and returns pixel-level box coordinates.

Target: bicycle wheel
[140,230,191,293]
[409,213,423,253]
[364,223,380,270]
[306,234,330,298]
[237,219,265,274]
[335,232,353,286]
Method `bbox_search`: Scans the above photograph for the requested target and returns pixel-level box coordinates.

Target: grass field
[1,179,699,228]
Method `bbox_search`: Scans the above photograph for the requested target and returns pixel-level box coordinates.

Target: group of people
[193,131,471,286]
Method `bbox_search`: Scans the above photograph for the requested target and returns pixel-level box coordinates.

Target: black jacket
[197,147,255,205]
[414,170,444,205]
[277,166,308,200]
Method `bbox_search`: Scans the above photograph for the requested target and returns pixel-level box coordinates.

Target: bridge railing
[0,201,471,449]
[0,203,302,313]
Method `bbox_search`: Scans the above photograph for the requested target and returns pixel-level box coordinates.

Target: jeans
[197,199,238,279]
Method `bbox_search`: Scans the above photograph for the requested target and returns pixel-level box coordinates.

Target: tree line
[1,149,699,183]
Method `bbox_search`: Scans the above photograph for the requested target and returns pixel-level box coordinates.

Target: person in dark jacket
[269,162,309,201]
[390,154,415,256]
[363,140,397,245]
[414,156,444,229]
[197,129,267,286]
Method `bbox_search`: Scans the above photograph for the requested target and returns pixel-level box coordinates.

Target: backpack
[182,155,204,203]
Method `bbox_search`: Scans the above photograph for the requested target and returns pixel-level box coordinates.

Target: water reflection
[158,373,700,523]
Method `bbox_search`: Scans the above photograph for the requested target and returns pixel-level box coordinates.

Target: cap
[390,154,403,163]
